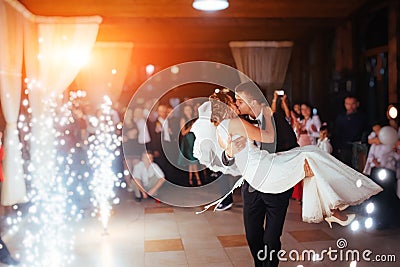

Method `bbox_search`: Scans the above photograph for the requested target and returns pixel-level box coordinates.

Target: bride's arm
[229,108,275,143]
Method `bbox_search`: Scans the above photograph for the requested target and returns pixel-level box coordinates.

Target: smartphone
[276,90,285,96]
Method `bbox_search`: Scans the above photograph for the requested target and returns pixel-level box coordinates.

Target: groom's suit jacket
[263,110,299,153]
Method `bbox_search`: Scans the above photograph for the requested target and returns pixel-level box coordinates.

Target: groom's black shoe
[215,202,233,211]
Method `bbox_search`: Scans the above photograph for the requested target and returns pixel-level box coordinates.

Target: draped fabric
[229,41,293,98]
[74,42,134,114]
[25,18,102,116]
[23,15,101,188]
[0,0,101,204]
[0,0,27,205]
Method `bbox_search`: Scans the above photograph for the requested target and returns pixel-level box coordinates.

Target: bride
[191,91,382,226]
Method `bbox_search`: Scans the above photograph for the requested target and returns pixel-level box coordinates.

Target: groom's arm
[221,136,247,166]
[222,151,235,166]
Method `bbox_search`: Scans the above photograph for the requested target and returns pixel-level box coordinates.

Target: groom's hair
[235,81,265,104]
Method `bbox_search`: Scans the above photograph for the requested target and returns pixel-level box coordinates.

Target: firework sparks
[87,96,121,234]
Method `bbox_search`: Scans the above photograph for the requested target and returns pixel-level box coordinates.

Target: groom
[222,82,298,267]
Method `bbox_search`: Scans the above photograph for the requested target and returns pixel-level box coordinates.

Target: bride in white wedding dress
[191,92,382,225]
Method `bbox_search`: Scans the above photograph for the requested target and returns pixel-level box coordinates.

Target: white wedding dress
[216,119,383,223]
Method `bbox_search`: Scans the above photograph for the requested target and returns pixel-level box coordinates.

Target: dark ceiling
[18,0,369,46]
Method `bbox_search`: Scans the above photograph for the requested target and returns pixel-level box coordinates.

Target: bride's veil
[191,101,241,176]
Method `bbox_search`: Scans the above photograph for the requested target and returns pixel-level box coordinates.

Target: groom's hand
[226,136,247,157]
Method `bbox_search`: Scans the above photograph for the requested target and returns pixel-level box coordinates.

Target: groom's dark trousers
[242,182,293,267]
[226,111,298,267]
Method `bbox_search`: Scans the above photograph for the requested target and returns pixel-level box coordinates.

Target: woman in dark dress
[178,105,201,186]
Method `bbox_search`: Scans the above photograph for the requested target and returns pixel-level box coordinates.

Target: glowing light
[67,49,90,67]
[146,64,155,76]
[171,66,179,74]
[366,202,375,214]
[351,220,360,231]
[377,169,388,180]
[111,68,117,75]
[388,105,398,119]
[350,260,357,267]
[76,90,86,98]
[193,0,229,11]
[365,217,373,229]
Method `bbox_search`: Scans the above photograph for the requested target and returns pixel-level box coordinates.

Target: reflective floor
[2,188,399,267]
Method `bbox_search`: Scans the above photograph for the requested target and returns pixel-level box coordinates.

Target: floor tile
[144,238,183,252]
[288,229,335,243]
[144,251,187,266]
[144,206,174,214]
[218,234,248,247]
[185,247,230,264]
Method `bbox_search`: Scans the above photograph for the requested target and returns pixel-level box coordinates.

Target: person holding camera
[271,90,292,126]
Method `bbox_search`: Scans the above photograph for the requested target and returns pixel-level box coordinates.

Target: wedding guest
[317,123,333,154]
[332,95,368,167]
[177,105,201,186]
[131,151,166,201]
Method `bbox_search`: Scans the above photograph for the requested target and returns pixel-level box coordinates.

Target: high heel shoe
[324,214,355,228]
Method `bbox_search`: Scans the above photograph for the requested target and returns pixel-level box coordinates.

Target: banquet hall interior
[0,0,400,266]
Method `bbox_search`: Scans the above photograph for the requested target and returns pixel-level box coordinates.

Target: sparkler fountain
[14,86,123,266]
[87,95,121,235]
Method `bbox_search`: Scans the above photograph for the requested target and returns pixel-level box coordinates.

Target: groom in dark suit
[222,82,298,267]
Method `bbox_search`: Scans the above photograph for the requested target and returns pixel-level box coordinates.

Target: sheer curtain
[23,15,101,179]
[229,41,293,98]
[0,0,27,205]
[74,42,134,113]
[1,0,101,205]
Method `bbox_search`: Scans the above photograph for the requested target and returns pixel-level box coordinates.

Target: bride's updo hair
[209,89,236,126]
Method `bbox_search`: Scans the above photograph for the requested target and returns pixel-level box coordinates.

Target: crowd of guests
[123,98,216,201]
[262,91,400,205]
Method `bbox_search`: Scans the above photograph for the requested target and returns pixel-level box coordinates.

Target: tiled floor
[2,188,400,267]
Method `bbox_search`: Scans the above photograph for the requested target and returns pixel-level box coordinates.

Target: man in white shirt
[132,152,166,200]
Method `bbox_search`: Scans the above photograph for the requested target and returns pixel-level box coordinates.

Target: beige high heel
[324,214,355,228]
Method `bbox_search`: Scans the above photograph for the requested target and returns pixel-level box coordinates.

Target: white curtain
[0,0,101,204]
[229,41,293,98]
[23,14,101,175]
[0,0,27,205]
[75,42,134,114]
